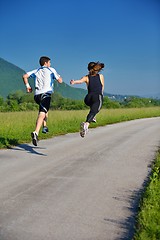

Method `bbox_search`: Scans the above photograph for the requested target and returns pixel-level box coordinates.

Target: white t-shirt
[27,66,60,95]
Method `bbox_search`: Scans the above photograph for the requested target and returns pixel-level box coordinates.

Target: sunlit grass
[0,107,160,148]
[134,151,160,240]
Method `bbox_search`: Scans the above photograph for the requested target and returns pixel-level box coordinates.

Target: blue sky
[0,0,160,96]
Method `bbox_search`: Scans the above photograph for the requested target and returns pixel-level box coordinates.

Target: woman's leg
[86,94,103,123]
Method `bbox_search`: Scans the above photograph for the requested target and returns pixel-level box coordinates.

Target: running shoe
[80,122,88,138]
[42,126,49,134]
[92,117,97,123]
[31,132,38,146]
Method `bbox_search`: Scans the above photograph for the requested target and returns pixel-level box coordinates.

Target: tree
[0,96,4,106]
[103,96,121,109]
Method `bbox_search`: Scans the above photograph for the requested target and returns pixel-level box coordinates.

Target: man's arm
[57,77,63,84]
[22,73,32,93]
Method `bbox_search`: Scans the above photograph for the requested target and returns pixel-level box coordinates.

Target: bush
[0,91,160,112]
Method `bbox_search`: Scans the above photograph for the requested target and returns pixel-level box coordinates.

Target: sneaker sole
[42,130,49,134]
[42,127,49,134]
[31,132,38,146]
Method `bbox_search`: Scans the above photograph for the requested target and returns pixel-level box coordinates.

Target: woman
[70,61,105,137]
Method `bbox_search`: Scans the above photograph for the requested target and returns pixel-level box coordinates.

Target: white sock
[33,131,38,136]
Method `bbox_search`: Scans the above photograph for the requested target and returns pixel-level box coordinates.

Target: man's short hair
[39,56,51,66]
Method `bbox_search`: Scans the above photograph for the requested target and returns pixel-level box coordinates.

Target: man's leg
[31,93,51,145]
[35,111,46,135]
[42,112,49,133]
[43,112,48,127]
[31,112,46,146]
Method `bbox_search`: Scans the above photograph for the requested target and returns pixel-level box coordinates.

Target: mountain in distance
[0,57,88,100]
[1,57,159,100]
[0,57,25,98]
[0,57,129,101]
[54,81,87,100]
[140,93,160,100]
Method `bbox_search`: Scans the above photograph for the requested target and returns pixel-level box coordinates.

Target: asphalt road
[0,117,160,240]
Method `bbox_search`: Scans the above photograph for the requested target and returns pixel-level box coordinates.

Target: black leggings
[84,93,103,123]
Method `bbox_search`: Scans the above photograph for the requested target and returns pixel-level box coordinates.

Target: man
[23,56,62,146]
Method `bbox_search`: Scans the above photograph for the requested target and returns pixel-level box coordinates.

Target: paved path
[0,117,160,240]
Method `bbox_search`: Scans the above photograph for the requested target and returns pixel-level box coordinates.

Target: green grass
[133,150,160,240]
[0,107,160,148]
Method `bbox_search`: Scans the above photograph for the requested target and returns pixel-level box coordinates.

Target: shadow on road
[11,144,47,156]
[104,177,150,240]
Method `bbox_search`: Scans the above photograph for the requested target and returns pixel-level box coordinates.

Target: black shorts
[34,93,51,113]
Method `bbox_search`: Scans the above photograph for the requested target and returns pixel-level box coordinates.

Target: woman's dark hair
[88,61,104,75]
[39,56,51,66]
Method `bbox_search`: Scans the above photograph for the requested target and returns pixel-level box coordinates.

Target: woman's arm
[70,75,88,85]
[100,74,104,93]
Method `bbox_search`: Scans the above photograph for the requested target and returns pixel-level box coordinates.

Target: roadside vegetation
[0,90,160,112]
[0,107,160,149]
[0,89,159,149]
[133,150,160,240]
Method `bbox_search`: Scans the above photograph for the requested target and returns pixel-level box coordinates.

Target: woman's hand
[70,80,74,85]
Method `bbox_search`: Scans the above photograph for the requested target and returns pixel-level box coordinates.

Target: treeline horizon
[0,90,160,112]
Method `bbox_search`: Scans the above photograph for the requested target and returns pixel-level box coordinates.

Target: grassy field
[0,107,160,148]
[133,150,160,240]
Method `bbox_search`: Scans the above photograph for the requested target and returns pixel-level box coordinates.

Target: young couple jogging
[23,56,105,146]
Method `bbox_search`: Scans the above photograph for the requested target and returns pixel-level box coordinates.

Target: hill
[54,81,87,100]
[0,57,88,100]
[2,57,156,101]
[141,93,160,100]
[0,57,25,98]
[0,57,127,101]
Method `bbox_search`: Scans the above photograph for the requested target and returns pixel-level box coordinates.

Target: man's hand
[26,87,32,93]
